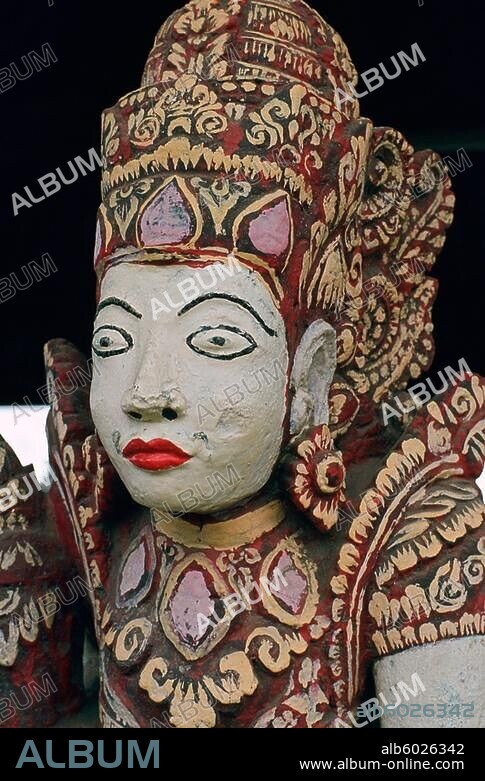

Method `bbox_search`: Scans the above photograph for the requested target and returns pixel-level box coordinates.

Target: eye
[186,325,257,360]
[92,325,133,357]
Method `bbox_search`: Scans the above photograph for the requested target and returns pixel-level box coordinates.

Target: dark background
[0,0,483,404]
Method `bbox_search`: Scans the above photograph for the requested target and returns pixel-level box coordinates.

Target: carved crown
[94,0,455,412]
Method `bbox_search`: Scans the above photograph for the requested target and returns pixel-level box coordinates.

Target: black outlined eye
[92,326,133,357]
[186,325,257,360]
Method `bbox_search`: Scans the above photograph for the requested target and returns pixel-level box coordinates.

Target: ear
[289,320,337,438]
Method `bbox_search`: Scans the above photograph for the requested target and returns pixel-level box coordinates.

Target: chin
[115,463,270,517]
[122,487,251,516]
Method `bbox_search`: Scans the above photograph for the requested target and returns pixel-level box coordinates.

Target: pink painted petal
[139,180,193,245]
[272,551,308,614]
[170,570,215,646]
[248,199,290,257]
[120,540,145,596]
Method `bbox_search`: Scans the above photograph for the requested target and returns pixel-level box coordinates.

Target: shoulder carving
[329,373,485,707]
[44,338,116,635]
[0,434,84,725]
[374,478,484,588]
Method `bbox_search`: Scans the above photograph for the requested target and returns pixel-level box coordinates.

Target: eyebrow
[178,293,277,337]
[95,297,142,319]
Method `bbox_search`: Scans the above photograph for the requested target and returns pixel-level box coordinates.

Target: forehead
[99,261,282,319]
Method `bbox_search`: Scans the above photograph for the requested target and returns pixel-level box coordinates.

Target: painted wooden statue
[1,0,484,729]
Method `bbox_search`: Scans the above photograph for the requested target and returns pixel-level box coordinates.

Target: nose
[121,343,187,423]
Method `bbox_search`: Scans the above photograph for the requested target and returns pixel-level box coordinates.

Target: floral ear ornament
[283,425,346,532]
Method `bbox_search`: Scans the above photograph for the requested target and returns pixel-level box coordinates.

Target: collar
[152,498,285,550]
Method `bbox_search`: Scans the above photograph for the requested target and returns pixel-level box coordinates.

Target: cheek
[90,366,121,427]
[199,369,288,444]
[89,376,102,421]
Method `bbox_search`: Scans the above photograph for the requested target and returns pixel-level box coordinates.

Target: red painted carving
[1,0,483,729]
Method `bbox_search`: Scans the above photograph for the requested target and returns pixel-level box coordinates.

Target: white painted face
[90,260,289,515]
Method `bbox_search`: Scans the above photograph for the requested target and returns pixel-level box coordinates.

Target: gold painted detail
[139,650,257,728]
[126,76,228,145]
[0,589,58,667]
[103,524,325,727]
[0,540,42,571]
[101,136,313,205]
[374,481,484,588]
[191,176,251,235]
[330,375,485,704]
[152,498,285,550]
[113,618,153,665]
[253,656,330,728]
[369,536,485,656]
[0,511,28,536]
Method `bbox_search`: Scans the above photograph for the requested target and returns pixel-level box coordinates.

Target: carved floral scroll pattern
[330,377,485,707]
[0,441,57,667]
[101,533,328,728]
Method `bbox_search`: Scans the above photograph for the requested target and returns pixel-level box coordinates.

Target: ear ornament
[284,425,346,532]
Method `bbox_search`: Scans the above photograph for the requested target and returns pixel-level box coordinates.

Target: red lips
[122,438,191,471]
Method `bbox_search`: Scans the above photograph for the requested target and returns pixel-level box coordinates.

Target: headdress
[94,0,454,411]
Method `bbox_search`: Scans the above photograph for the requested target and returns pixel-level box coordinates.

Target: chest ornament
[103,533,326,727]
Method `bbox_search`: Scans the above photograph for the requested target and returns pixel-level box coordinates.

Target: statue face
[90,261,289,514]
